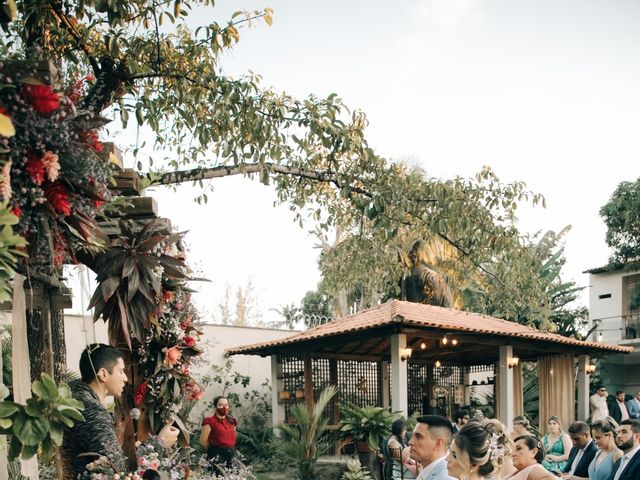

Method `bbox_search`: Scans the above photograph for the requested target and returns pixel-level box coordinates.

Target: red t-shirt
[202,415,238,448]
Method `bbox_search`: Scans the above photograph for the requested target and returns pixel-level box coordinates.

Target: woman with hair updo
[446,422,510,480]
[587,417,622,480]
[506,436,556,480]
[483,419,517,479]
[541,416,571,474]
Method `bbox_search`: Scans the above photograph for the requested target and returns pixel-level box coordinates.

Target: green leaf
[8,435,21,461]
[49,421,64,446]
[0,401,20,418]
[41,374,59,401]
[20,443,38,460]
[0,384,9,400]
[12,415,50,446]
[24,398,47,417]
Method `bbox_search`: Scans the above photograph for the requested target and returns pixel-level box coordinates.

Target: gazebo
[227,300,631,431]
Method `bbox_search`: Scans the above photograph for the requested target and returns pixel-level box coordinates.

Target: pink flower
[183,336,196,347]
[41,151,60,181]
[164,346,182,367]
[0,160,11,200]
[149,460,159,470]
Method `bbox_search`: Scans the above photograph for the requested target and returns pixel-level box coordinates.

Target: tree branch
[155,162,373,197]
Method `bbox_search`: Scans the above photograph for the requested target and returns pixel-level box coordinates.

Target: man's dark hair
[620,419,640,433]
[416,415,453,445]
[616,390,625,396]
[568,421,591,435]
[79,344,123,383]
[453,409,470,423]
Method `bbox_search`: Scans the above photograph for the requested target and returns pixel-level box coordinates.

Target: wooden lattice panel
[337,360,379,408]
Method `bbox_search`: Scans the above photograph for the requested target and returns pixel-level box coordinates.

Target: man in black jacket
[561,421,597,480]
[61,344,179,479]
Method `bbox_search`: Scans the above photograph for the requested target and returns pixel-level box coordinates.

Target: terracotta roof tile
[226,300,632,355]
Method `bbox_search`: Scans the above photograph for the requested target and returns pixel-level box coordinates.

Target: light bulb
[452,339,458,346]
[420,341,427,350]
[435,360,441,368]
[442,336,448,345]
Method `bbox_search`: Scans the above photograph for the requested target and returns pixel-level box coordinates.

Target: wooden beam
[303,353,314,415]
[99,142,124,170]
[110,169,141,196]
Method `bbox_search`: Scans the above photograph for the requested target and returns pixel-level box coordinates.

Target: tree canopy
[2,1,555,328]
[600,176,640,265]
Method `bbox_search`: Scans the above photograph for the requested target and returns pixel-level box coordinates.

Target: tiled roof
[226,300,633,355]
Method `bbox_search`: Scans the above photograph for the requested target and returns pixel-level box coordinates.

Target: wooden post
[303,353,314,415]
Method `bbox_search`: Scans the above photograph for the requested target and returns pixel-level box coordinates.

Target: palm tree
[274,386,338,480]
[397,236,474,308]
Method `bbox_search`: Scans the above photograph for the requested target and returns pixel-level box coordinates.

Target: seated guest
[587,417,622,480]
[560,421,597,480]
[505,435,556,480]
[511,415,533,441]
[611,419,640,480]
[541,416,571,474]
[61,344,179,479]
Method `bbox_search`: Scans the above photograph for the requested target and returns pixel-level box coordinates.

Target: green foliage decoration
[0,201,26,303]
[342,457,374,480]
[274,385,338,480]
[89,219,187,348]
[0,373,84,462]
[339,404,399,451]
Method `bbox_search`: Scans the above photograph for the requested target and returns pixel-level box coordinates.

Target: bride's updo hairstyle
[483,419,515,470]
[453,421,510,479]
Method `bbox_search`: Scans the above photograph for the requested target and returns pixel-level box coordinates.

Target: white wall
[589,271,625,343]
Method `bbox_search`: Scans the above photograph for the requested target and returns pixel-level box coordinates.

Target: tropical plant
[0,373,84,462]
[89,219,188,348]
[0,201,26,302]
[339,404,398,451]
[274,385,338,480]
[342,457,374,480]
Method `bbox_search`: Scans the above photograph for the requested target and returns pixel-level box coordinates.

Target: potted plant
[339,404,397,451]
[339,404,398,480]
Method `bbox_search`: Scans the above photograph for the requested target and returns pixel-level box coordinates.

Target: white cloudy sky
[70,0,640,324]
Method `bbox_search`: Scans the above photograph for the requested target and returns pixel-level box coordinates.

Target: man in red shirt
[200,396,238,473]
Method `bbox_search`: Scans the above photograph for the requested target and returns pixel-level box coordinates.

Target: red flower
[134,381,148,406]
[80,130,103,152]
[180,315,193,330]
[25,151,45,185]
[162,290,175,303]
[183,336,196,347]
[10,206,21,218]
[93,199,105,209]
[21,84,60,114]
[44,183,72,216]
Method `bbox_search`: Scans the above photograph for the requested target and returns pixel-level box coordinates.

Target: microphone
[130,408,141,437]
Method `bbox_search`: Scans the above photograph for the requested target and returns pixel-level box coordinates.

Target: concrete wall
[589,271,625,343]
[589,268,640,393]
[1,310,294,422]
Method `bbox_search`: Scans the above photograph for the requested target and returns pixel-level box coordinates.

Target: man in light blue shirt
[409,415,455,480]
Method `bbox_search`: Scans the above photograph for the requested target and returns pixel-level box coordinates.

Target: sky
[69,0,640,324]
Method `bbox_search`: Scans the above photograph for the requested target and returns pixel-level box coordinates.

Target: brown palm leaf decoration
[89,220,187,349]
